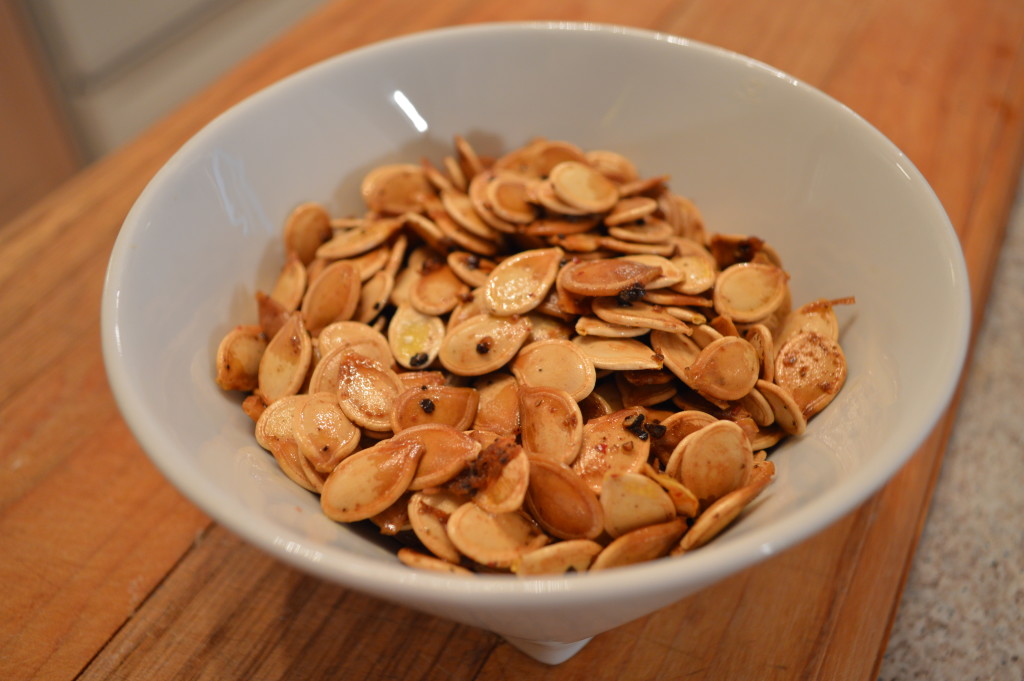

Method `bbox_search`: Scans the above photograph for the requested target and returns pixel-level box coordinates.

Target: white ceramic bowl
[102,23,970,664]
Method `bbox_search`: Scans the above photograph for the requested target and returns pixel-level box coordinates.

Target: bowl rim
[102,20,971,604]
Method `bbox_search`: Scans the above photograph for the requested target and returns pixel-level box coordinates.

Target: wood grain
[1,0,1022,679]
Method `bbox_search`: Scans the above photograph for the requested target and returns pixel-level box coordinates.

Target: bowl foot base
[501,635,593,664]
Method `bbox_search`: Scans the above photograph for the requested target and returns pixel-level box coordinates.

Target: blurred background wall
[0,0,326,223]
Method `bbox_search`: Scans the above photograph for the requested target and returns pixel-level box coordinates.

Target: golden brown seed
[513,539,603,576]
[605,196,658,226]
[511,339,597,401]
[398,547,473,575]
[439,314,532,376]
[354,270,393,324]
[390,385,479,433]
[473,444,531,514]
[472,373,521,437]
[394,424,481,490]
[292,392,360,473]
[571,335,664,371]
[589,517,687,571]
[600,472,677,538]
[408,491,465,563]
[591,298,693,335]
[215,325,267,392]
[316,217,404,260]
[481,247,563,316]
[269,253,307,311]
[683,336,760,402]
[361,164,432,215]
[257,313,312,404]
[672,420,753,505]
[283,202,333,265]
[774,331,848,418]
[557,259,662,297]
[713,262,789,323]
[572,407,651,494]
[320,437,425,522]
[334,350,404,431]
[300,260,360,335]
[387,303,445,370]
[676,471,774,552]
[518,386,584,465]
[525,457,604,540]
[411,263,469,316]
[548,161,619,213]
[447,251,496,288]
[446,504,548,569]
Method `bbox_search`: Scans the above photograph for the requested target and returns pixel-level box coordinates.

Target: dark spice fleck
[465,254,480,270]
[409,352,429,367]
[419,398,436,414]
[476,337,493,354]
[623,412,649,440]
[644,422,667,439]
[616,282,647,307]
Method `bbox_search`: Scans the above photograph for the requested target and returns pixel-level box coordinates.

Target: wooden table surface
[2,1,1023,679]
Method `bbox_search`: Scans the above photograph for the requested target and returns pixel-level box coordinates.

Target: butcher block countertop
[2,0,1023,679]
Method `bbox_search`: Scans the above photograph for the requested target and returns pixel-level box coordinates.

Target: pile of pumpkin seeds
[215,136,852,576]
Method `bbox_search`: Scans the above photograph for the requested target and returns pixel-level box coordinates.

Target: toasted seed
[464,172,516,235]
[472,372,521,437]
[599,236,676,257]
[670,246,717,295]
[428,201,502,256]
[474,444,530,514]
[394,424,481,490]
[347,243,392,282]
[403,212,454,255]
[775,298,843,350]
[301,260,360,335]
[574,316,649,338]
[661,194,707,243]
[525,312,574,342]
[370,492,412,535]
[317,216,404,260]
[481,247,562,316]
[736,386,775,427]
[486,173,537,223]
[355,270,393,323]
[447,251,496,288]
[744,323,776,382]
[525,457,604,540]
[398,547,473,575]
[750,424,786,450]
[690,323,725,349]
[558,258,661,297]
[617,174,669,198]
[523,215,599,237]
[590,517,687,571]
[269,253,307,311]
[600,472,677,537]
[605,196,658,226]
[387,303,445,370]
[397,370,446,391]
[774,331,847,418]
[361,164,432,215]
[518,386,584,465]
[391,385,479,432]
[257,395,323,492]
[408,491,465,563]
[454,135,486,181]
[511,339,596,401]
[258,313,312,403]
[584,149,639,184]
[643,464,700,517]
[683,336,760,402]
[411,262,468,316]
[618,254,683,289]
[439,314,532,376]
[572,336,663,371]
[440,190,495,238]
[643,289,714,307]
[446,504,548,569]
[317,321,394,370]
[292,392,360,473]
[494,138,588,178]
[548,161,619,213]
[513,539,603,576]
[283,202,333,265]
[672,420,753,505]
[572,407,650,494]
[607,218,675,245]
[591,298,693,335]
[677,471,773,552]
[614,373,678,408]
[320,437,424,522]
[334,351,404,431]
[714,263,789,323]
[216,325,267,392]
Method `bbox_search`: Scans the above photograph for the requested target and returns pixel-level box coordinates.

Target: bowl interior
[103,23,969,617]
